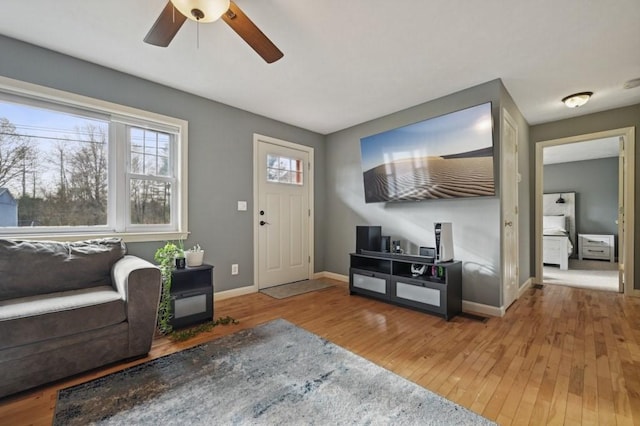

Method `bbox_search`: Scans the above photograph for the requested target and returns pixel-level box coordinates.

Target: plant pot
[185,250,204,267]
[175,257,186,269]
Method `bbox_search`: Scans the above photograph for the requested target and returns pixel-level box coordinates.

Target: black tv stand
[349,251,462,320]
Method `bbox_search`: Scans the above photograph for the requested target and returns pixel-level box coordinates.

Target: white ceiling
[543,137,620,165]
[1,0,639,135]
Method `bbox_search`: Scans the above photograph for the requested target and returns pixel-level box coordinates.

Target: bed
[543,214,573,270]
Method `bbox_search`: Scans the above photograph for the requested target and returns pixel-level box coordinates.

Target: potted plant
[174,240,186,269]
[154,241,183,334]
[185,243,204,267]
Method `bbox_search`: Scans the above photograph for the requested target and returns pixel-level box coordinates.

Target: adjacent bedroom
[541,138,621,292]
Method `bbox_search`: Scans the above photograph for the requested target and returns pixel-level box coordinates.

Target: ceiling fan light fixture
[171,0,230,22]
[561,92,593,108]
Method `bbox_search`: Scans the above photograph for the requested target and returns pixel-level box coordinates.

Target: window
[0,77,187,241]
[267,154,304,185]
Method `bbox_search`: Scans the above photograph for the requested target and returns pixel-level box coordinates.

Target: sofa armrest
[112,255,161,357]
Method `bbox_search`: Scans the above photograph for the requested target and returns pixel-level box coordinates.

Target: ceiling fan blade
[144,1,187,47]
[221,1,284,63]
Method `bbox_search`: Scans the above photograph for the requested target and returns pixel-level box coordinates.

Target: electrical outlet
[231,264,239,275]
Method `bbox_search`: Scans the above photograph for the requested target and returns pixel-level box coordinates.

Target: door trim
[501,107,519,309]
[252,134,315,291]
[534,127,636,295]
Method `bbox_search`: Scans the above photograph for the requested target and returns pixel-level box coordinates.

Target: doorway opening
[535,127,635,295]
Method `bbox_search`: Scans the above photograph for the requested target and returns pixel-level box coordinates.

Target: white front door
[501,109,519,309]
[256,137,311,289]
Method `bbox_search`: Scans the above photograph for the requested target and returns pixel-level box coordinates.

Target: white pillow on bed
[543,215,566,232]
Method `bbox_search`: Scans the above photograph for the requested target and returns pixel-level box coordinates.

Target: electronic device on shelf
[380,236,391,253]
[420,246,435,257]
[356,226,381,253]
[411,263,427,276]
[435,222,454,263]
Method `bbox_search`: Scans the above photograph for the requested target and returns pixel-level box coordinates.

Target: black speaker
[356,226,382,253]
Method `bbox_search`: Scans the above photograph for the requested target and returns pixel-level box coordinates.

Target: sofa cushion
[0,238,126,301]
[0,286,126,350]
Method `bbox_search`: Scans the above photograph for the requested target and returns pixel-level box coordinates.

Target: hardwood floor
[1,281,639,425]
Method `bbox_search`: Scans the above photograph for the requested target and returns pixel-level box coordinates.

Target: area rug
[259,279,334,299]
[54,319,494,425]
[544,259,619,292]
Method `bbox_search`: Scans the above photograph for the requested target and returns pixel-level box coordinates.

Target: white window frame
[0,76,188,243]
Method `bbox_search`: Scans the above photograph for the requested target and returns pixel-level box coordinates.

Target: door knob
[504,220,513,227]
[260,220,270,226]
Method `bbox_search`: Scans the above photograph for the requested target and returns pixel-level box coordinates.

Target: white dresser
[578,234,615,262]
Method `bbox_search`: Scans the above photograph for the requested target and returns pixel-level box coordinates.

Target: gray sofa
[0,238,161,398]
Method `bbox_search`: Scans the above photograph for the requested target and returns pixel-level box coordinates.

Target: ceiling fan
[144,0,283,63]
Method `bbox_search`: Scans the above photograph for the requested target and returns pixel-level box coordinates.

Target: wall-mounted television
[360,102,495,203]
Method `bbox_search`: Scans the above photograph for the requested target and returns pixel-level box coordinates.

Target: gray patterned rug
[54,319,494,425]
[259,279,334,299]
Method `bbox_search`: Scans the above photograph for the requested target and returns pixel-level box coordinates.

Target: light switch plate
[237,201,247,211]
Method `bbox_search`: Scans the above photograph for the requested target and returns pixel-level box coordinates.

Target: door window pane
[266,154,303,185]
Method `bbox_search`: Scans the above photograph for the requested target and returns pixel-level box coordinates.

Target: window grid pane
[266,154,303,186]
[130,179,172,225]
[130,127,171,178]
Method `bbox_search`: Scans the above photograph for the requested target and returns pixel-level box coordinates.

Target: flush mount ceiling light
[171,0,230,22]
[562,92,593,108]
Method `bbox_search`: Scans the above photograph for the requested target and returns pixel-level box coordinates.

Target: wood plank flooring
[1,281,639,425]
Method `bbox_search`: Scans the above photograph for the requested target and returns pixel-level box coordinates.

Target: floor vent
[533,283,544,290]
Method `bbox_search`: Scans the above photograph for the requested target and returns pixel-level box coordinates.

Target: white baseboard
[214,285,257,301]
[518,277,533,297]
[313,271,349,282]
[462,300,505,317]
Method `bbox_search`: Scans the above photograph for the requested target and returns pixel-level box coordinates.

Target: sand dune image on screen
[363,151,494,202]
[360,103,494,203]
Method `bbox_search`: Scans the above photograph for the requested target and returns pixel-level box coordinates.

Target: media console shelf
[349,252,462,320]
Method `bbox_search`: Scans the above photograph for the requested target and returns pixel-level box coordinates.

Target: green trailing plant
[154,241,184,335]
[169,316,240,342]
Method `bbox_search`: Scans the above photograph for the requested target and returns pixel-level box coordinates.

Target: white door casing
[501,108,519,309]
[254,134,313,289]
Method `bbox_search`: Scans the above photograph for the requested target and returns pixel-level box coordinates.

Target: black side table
[169,264,214,329]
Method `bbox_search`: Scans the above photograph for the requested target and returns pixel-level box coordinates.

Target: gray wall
[531,103,640,290]
[544,158,619,251]
[324,79,530,308]
[0,35,326,292]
